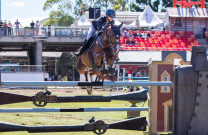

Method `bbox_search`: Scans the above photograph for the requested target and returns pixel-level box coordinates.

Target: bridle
[98,27,120,54]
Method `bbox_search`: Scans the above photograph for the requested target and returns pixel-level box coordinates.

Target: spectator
[8,21,12,36]
[121,26,126,32]
[126,38,130,44]
[0,20,3,36]
[133,31,137,38]
[36,20,40,35]
[13,19,23,35]
[128,67,132,77]
[147,31,151,38]
[30,21,35,36]
[44,71,49,81]
[123,30,128,38]
[127,30,133,38]
[131,38,136,45]
[10,67,16,71]
[3,21,8,36]
[138,31,142,38]
[53,72,59,81]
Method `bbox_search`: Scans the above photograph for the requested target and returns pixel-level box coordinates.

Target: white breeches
[87,24,96,40]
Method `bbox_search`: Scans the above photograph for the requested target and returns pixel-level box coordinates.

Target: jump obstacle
[119,77,149,80]
[0,107,149,112]
[1,81,172,86]
[1,46,208,135]
[0,90,147,107]
[0,116,146,134]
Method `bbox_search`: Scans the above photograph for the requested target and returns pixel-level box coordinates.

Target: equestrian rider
[74,9,116,56]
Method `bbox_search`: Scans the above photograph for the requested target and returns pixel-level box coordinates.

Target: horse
[96,69,118,91]
[76,23,123,95]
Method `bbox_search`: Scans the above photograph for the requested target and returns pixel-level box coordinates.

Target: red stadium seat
[160,31,165,35]
[165,31,169,35]
[175,31,179,35]
[189,31,193,35]
[150,31,154,34]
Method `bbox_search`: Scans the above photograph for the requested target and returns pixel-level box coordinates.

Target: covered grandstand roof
[0,52,62,57]
[0,51,195,64]
[166,7,208,18]
[85,11,165,25]
[118,51,192,63]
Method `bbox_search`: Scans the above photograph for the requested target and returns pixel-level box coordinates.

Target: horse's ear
[119,22,123,28]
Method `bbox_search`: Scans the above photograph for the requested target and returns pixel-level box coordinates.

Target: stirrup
[73,52,80,56]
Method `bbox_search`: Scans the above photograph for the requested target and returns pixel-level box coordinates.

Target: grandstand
[120,30,200,51]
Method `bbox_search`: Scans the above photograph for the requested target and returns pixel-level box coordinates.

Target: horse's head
[107,23,123,55]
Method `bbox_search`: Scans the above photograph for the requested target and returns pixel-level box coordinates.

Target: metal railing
[0,65,45,72]
[0,27,89,38]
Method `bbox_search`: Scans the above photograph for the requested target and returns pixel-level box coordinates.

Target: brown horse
[76,24,122,95]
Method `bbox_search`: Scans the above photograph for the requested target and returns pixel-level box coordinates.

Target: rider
[74,9,116,56]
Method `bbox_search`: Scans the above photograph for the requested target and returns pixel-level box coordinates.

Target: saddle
[85,31,103,51]
[85,31,103,72]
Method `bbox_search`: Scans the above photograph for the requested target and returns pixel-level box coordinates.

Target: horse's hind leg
[85,69,92,95]
[77,56,91,94]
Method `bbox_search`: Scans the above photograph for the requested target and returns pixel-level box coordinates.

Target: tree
[113,0,129,11]
[88,0,115,11]
[161,0,173,12]
[43,0,74,26]
[131,3,144,12]
[58,52,76,77]
[151,0,160,12]
[74,0,89,17]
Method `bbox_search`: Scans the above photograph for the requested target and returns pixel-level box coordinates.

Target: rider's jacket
[93,16,115,30]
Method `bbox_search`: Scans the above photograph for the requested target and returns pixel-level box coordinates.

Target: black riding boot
[74,39,88,56]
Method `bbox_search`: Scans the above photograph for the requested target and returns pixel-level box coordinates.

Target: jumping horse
[76,23,123,95]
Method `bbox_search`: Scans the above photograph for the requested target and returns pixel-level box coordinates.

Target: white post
[116,68,120,94]
[123,68,125,90]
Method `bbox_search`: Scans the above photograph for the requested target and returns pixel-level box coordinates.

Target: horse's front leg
[85,69,92,95]
[108,58,117,76]
[94,51,108,76]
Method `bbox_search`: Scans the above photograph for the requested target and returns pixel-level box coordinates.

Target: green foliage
[161,0,173,12]
[43,0,74,26]
[113,0,129,11]
[58,52,76,68]
[132,0,173,12]
[89,0,116,11]
[74,0,89,17]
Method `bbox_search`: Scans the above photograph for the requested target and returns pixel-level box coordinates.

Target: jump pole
[1,81,173,87]
[0,107,149,113]
[120,77,149,80]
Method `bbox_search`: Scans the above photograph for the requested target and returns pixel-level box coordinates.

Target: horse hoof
[86,87,93,95]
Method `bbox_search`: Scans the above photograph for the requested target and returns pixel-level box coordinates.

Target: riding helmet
[106,9,116,18]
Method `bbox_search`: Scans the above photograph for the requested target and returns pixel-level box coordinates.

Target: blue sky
[1,0,52,26]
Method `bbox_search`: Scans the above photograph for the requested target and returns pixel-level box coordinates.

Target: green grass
[0,92,148,135]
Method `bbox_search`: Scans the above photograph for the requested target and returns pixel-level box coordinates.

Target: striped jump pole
[1,81,172,87]
[119,77,149,80]
[0,107,149,113]
[0,90,148,107]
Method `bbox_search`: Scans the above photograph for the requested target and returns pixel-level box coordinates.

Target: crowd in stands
[120,29,201,51]
[0,19,40,36]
